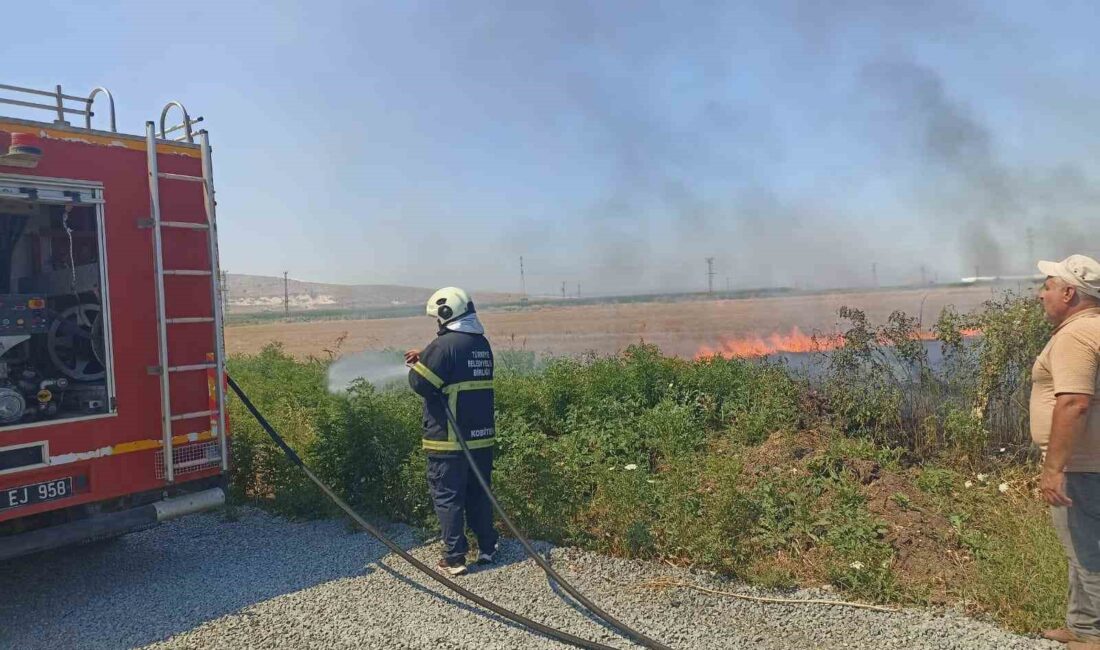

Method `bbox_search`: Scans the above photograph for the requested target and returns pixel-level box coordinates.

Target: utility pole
[561,281,566,299]
[283,271,289,317]
[705,257,715,294]
[1026,227,1035,268]
[519,256,526,297]
[221,270,229,314]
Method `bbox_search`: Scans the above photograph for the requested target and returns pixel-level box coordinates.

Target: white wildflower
[976,473,988,483]
[624,464,638,471]
[646,479,657,484]
[998,482,1009,494]
[964,480,974,488]
[849,561,865,570]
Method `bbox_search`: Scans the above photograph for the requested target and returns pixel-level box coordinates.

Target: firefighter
[405,287,498,576]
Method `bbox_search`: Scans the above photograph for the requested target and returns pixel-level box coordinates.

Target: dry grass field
[225,285,1014,360]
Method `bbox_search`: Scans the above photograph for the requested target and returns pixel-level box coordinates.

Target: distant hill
[225,274,522,314]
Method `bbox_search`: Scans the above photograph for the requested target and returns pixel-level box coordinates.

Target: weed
[224,292,1062,633]
[891,493,912,510]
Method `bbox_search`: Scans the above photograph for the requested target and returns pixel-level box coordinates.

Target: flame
[695,327,981,360]
[695,327,835,359]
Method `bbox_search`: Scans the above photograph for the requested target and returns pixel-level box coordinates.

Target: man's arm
[408,342,450,398]
[1041,393,1093,506]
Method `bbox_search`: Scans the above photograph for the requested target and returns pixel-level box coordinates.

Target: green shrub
[915,467,959,496]
[942,407,988,461]
[311,382,427,523]
[819,293,1050,461]
[226,344,334,518]
[936,292,1050,451]
[492,419,589,542]
[651,453,755,572]
[223,300,1061,633]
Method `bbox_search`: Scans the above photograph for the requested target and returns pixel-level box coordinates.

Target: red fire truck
[0,83,229,560]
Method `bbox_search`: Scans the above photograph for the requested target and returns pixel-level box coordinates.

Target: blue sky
[4,1,1100,295]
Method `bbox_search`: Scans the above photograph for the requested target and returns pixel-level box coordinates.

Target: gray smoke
[361,2,1100,292]
[860,61,1017,276]
[859,60,1100,276]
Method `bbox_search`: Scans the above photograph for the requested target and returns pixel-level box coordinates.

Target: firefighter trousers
[427,447,498,563]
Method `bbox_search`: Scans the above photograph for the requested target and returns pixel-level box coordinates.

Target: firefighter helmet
[426,287,473,324]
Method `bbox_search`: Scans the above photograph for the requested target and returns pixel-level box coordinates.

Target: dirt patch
[734,430,978,602]
[861,469,977,603]
[735,429,827,477]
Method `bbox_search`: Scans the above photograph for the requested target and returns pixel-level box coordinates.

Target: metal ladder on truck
[144,111,228,484]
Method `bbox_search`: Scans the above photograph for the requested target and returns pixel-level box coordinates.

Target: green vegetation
[226,290,1063,634]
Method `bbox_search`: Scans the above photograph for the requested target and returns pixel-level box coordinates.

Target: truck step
[169,409,218,422]
[167,363,217,373]
[157,172,203,182]
[160,220,209,230]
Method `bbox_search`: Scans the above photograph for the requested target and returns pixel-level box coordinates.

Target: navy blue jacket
[408,328,495,454]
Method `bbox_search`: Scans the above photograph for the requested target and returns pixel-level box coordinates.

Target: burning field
[225,285,1000,360]
[694,324,982,360]
[695,326,837,359]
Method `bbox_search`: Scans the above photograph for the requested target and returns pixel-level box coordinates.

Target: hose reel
[47,303,106,381]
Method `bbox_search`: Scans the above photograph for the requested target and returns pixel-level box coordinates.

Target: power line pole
[221,270,229,314]
[283,271,289,317]
[561,281,566,299]
[705,257,715,294]
[1026,227,1035,267]
[519,256,526,297]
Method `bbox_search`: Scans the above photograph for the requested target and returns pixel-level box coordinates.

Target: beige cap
[1038,254,1100,300]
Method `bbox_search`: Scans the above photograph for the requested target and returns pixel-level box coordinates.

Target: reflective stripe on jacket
[408,328,495,453]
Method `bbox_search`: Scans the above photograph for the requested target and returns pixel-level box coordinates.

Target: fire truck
[0,83,229,560]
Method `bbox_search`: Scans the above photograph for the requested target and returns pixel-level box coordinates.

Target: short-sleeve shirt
[1031,308,1100,471]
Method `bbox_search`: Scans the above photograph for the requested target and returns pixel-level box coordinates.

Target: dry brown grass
[225,285,1002,360]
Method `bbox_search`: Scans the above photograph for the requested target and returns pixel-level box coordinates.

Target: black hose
[440,397,674,650]
[226,375,619,650]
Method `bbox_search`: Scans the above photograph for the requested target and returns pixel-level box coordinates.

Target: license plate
[1,477,73,511]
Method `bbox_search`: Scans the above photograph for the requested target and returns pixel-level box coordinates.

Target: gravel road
[0,507,1060,650]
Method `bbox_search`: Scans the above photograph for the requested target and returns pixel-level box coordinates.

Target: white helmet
[426,287,473,324]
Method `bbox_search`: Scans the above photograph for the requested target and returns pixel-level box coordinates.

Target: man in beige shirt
[1032,254,1100,649]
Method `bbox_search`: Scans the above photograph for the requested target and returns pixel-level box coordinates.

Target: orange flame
[695,327,980,360]
[695,327,835,359]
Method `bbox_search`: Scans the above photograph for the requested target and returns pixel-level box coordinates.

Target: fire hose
[226,374,620,650]
[438,394,673,650]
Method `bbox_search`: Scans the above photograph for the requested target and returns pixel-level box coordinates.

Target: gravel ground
[0,507,1061,650]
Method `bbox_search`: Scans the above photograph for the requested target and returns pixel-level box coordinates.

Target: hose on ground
[440,397,674,650]
[226,375,619,650]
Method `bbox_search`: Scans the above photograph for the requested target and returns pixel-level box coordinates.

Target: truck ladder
[145,122,228,484]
